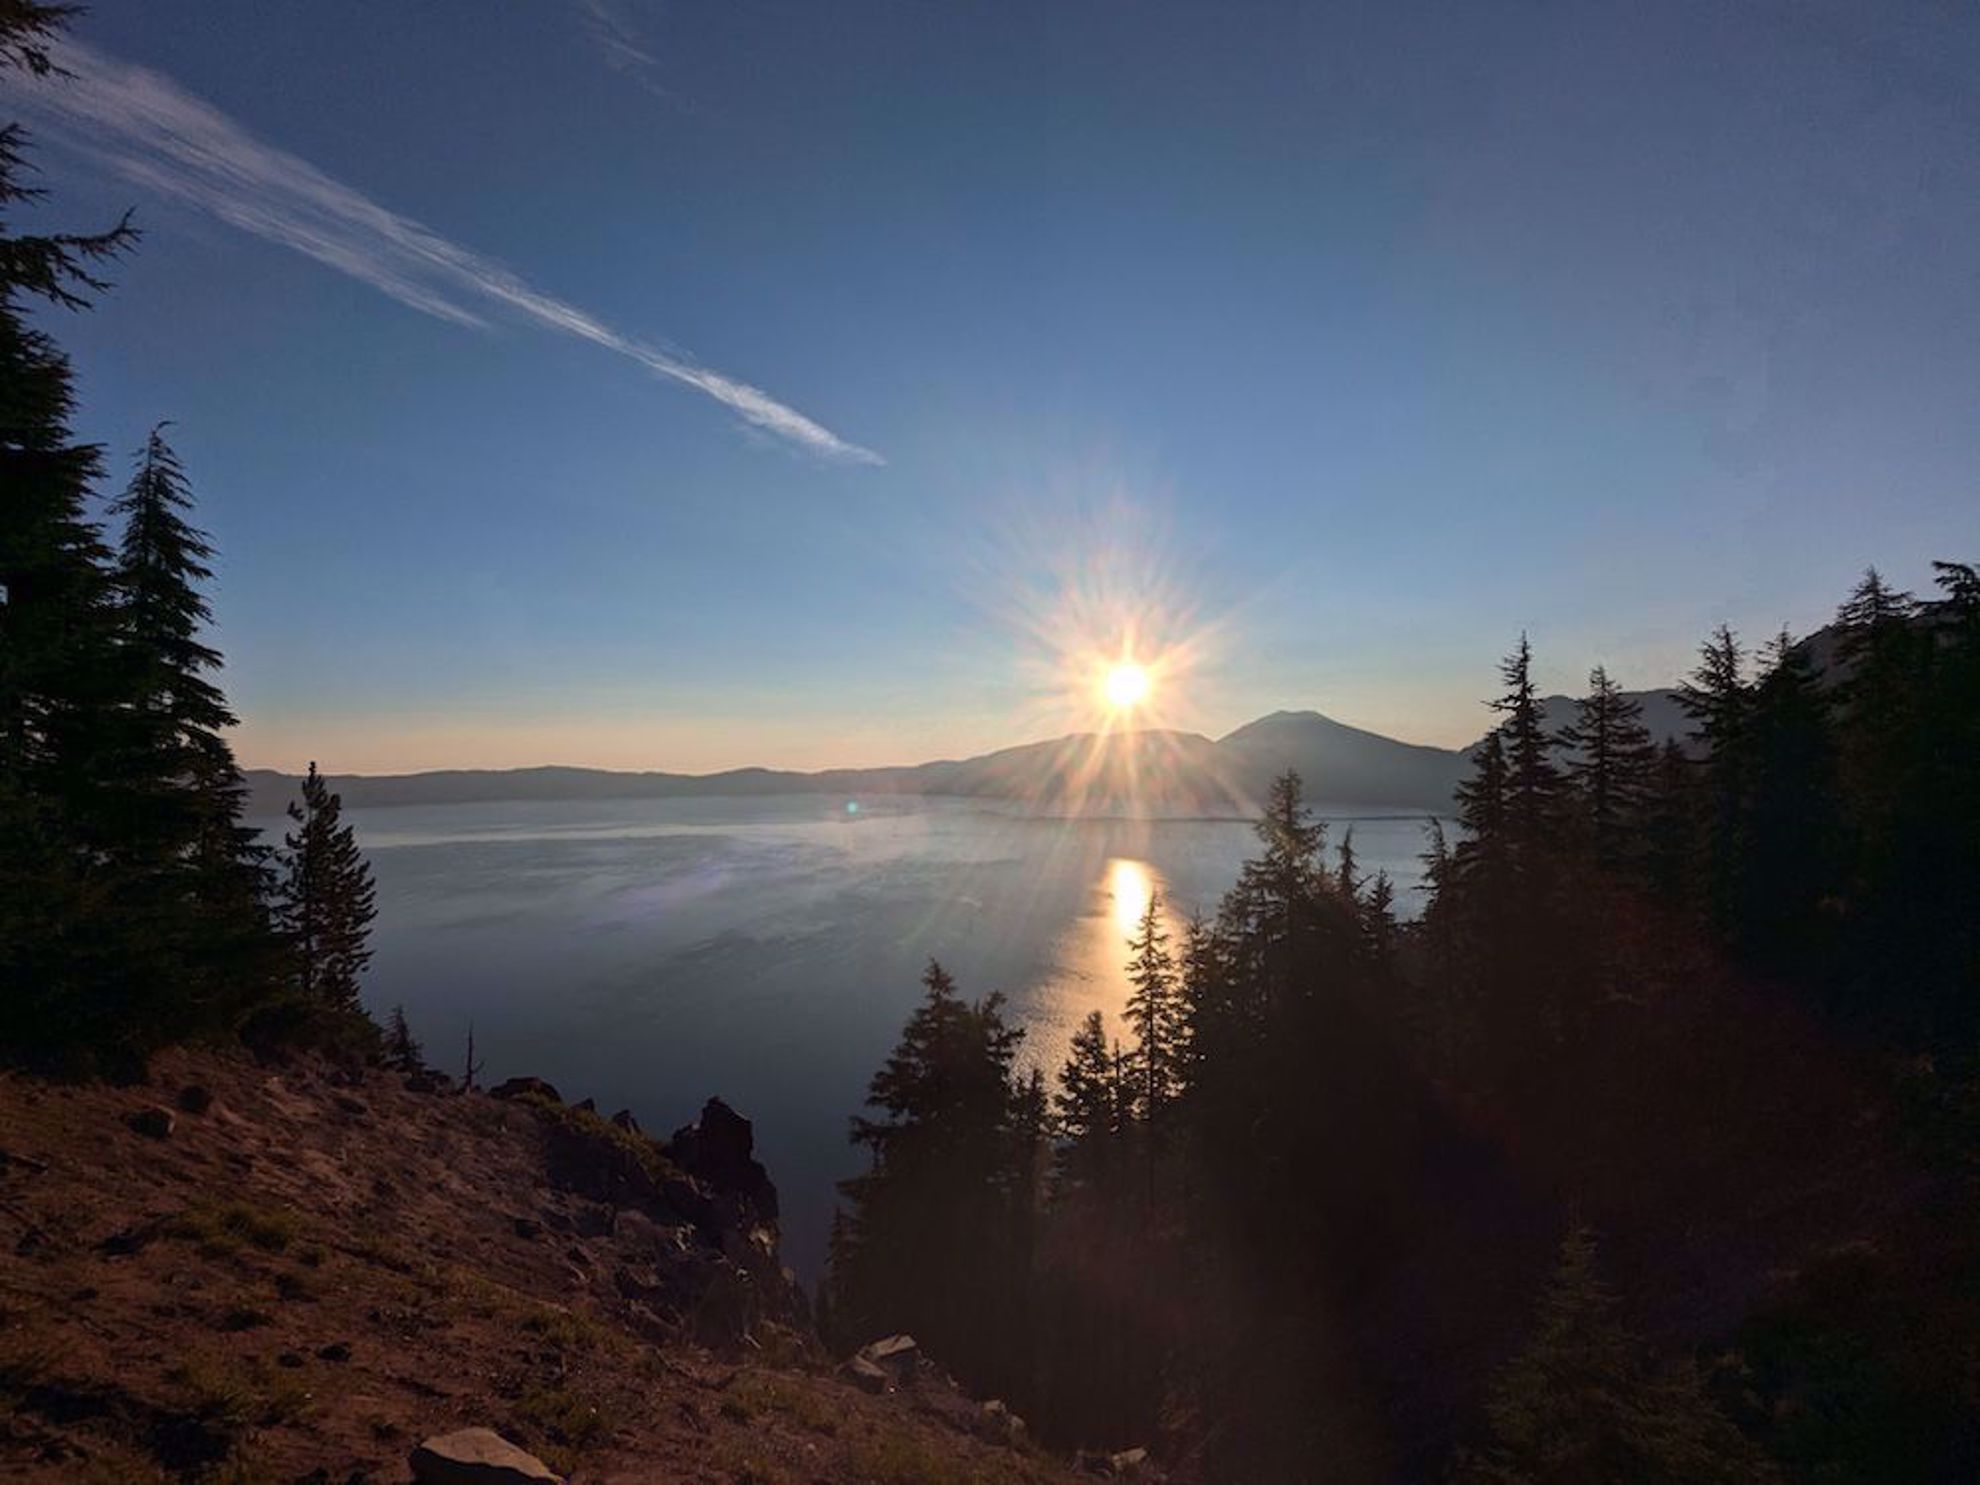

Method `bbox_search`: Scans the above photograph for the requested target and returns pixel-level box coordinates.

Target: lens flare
[1104,662,1151,710]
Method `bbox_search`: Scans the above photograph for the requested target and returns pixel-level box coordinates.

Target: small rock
[573,1097,597,1113]
[316,1340,352,1363]
[126,1106,175,1140]
[1107,1446,1150,1477]
[276,1351,306,1369]
[979,1398,1027,1445]
[409,1427,562,1484]
[176,1085,214,1115]
[512,1216,543,1241]
[841,1354,890,1394]
[489,1077,561,1104]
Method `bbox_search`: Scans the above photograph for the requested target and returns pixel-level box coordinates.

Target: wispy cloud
[4,38,880,464]
[575,0,665,92]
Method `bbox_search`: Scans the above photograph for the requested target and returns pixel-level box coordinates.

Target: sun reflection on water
[1108,856,1154,935]
[1019,853,1173,1078]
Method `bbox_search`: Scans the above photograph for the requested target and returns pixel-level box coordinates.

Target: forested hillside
[825,583,1980,1481]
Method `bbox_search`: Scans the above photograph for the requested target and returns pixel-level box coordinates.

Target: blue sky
[11,0,1979,771]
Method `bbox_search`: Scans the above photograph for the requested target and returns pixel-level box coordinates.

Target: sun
[1104,662,1151,711]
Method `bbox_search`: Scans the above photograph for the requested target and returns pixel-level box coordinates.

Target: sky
[8,0,1979,773]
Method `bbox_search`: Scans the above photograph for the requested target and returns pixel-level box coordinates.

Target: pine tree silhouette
[277,762,377,1010]
[1560,664,1656,871]
[1122,891,1184,1120]
[1458,1224,1777,1484]
[0,6,143,1055]
[106,426,274,1036]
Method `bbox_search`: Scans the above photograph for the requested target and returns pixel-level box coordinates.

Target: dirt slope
[0,1049,1083,1484]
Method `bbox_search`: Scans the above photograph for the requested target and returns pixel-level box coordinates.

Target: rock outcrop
[521,1080,804,1345]
[668,1095,780,1222]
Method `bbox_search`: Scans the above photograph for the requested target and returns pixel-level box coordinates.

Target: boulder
[410,1427,562,1483]
[858,1333,920,1386]
[488,1076,560,1104]
[609,1108,641,1134]
[125,1106,175,1140]
[1107,1447,1150,1477]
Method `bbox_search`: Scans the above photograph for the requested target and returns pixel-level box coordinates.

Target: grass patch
[736,1374,840,1436]
[521,1306,606,1352]
[848,1435,1011,1485]
[170,1355,311,1432]
[709,1437,794,1485]
[532,1098,687,1187]
[167,1201,299,1259]
[513,1382,611,1451]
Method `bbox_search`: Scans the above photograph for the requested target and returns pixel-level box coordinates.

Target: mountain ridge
[244,709,1465,815]
[244,690,1694,818]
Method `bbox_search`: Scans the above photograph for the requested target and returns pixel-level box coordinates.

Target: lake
[292,793,1445,1278]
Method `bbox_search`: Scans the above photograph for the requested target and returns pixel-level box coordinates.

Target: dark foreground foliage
[828,575,1980,1481]
[0,6,379,1071]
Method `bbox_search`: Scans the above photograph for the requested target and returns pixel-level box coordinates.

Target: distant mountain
[1216,710,1469,808]
[1536,687,1689,748]
[244,708,1472,818]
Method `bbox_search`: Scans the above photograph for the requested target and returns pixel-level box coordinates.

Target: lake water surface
[301,793,1444,1277]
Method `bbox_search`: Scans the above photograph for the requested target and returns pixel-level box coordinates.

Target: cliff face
[0,1049,1086,1483]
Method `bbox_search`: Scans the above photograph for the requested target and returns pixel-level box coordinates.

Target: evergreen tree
[1334,826,1362,904]
[1122,891,1184,1119]
[1639,738,1698,909]
[1361,869,1397,963]
[1739,631,1840,981]
[383,1004,424,1073]
[276,762,377,1010]
[1677,625,1750,939]
[1453,729,1509,890]
[1214,770,1340,1031]
[1457,1225,1776,1484]
[104,427,274,1036]
[1174,910,1223,1097]
[1054,1007,1125,1182]
[830,962,1032,1395]
[1560,665,1657,871]
[1494,637,1561,841]
[0,2,139,1051]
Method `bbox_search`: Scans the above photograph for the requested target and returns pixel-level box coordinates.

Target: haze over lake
[279,793,1443,1274]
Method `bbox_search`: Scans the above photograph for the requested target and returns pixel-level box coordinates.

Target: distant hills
[1531,687,1688,752]
[245,691,1694,819]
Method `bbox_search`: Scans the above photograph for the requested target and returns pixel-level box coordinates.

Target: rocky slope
[0,1050,1095,1483]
